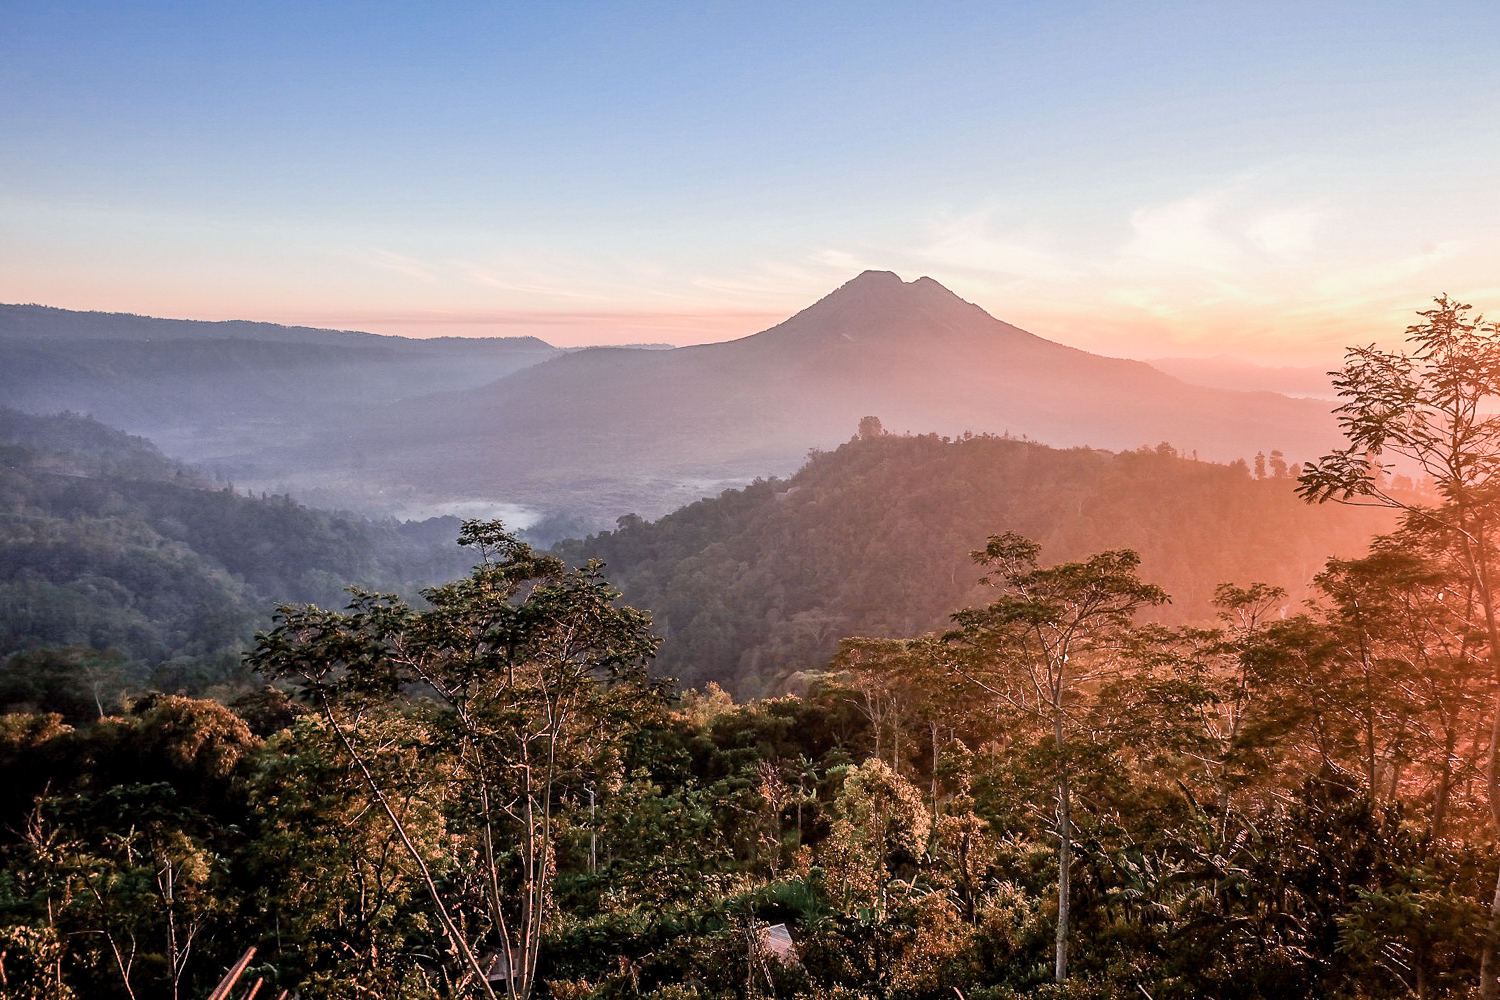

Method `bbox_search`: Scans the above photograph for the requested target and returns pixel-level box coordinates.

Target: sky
[2,1,1498,364]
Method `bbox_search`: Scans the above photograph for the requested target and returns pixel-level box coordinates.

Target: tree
[943,533,1168,982]
[1308,544,1493,817]
[830,635,989,815]
[822,759,931,922]
[1200,582,1290,813]
[1298,294,1500,997]
[250,521,663,1000]
[0,698,256,1000]
[243,715,449,996]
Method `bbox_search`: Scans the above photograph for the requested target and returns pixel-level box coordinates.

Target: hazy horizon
[1,282,1348,375]
[4,3,1498,367]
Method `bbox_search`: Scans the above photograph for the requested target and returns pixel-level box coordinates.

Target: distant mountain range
[294,271,1342,531]
[2,274,1345,536]
[0,304,561,465]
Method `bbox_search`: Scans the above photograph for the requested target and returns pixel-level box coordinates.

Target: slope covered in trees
[0,409,473,711]
[2,522,1493,1000]
[5,298,1494,999]
[556,431,1394,696]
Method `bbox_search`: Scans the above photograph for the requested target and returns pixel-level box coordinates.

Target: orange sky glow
[3,4,1497,370]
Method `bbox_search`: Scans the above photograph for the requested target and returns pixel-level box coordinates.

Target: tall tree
[829,635,983,797]
[1309,544,1491,816]
[943,533,1168,982]
[1298,294,1500,997]
[1204,582,1290,813]
[250,521,662,1000]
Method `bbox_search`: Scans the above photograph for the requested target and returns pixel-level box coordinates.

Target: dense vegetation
[1,519,1493,1000]
[0,409,472,712]
[557,431,1394,696]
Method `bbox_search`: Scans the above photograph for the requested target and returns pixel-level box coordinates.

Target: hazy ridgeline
[0,408,475,712]
[0,274,1343,533]
[0,303,562,513]
[558,430,1391,697]
[1,406,1378,710]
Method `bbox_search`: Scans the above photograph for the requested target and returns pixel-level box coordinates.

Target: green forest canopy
[0,408,473,713]
[557,431,1395,696]
[4,298,1498,999]
[2,516,1494,999]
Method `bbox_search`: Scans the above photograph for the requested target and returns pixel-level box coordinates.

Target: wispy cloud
[293,307,782,345]
[1122,194,1242,274]
[1112,174,1328,282]
[1246,208,1321,258]
[1312,242,1465,300]
[686,257,868,304]
[450,256,619,302]
[351,249,444,284]
[914,206,1078,284]
[902,167,1492,364]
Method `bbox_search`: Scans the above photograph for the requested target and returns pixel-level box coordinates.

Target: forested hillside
[557,430,1394,696]
[0,409,472,712]
[3,521,1491,1000]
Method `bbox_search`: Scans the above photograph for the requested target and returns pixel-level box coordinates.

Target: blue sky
[3,1,1497,361]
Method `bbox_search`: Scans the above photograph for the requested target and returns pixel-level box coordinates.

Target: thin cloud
[1312,241,1466,300]
[1123,194,1241,274]
[352,249,444,284]
[809,249,869,272]
[915,207,1079,284]
[293,307,782,346]
[1246,207,1322,258]
[452,260,617,302]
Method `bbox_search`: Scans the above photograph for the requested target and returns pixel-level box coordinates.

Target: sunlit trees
[821,758,930,923]
[1194,581,1290,814]
[1298,294,1500,998]
[829,635,984,804]
[944,533,1168,982]
[249,521,662,1000]
[243,714,447,996]
[1307,545,1490,819]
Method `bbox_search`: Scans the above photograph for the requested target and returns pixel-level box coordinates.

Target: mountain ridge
[2,275,1346,535]
[554,431,1393,696]
[0,303,566,467]
[282,270,1339,532]
[0,302,555,351]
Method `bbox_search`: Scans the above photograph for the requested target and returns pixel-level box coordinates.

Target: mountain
[5,276,1348,535]
[0,304,562,463]
[295,271,1342,533]
[553,432,1395,697]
